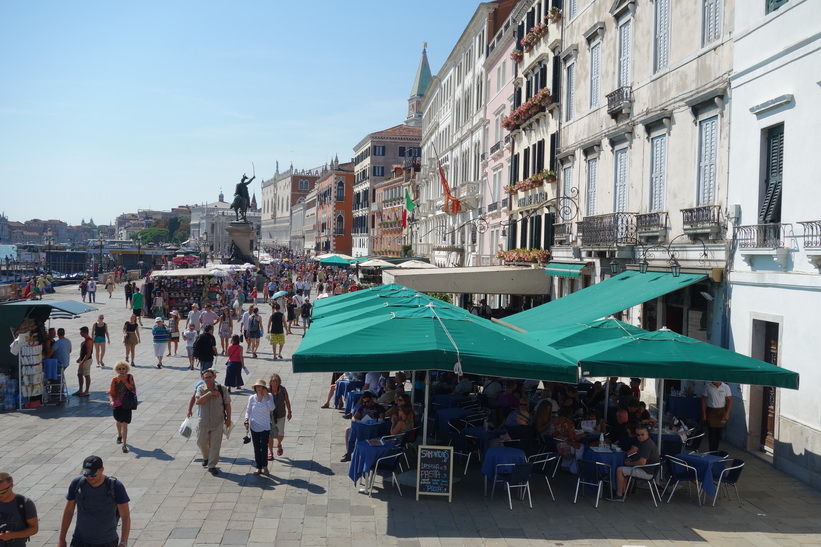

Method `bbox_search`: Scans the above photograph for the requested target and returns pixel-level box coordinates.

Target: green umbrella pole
[657,379,665,451]
[422,371,431,445]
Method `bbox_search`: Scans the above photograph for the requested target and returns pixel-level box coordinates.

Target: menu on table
[416,445,454,502]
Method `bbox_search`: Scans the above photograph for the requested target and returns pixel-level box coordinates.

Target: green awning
[506,270,707,331]
[544,262,587,279]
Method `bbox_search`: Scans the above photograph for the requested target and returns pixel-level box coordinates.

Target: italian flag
[402,188,416,228]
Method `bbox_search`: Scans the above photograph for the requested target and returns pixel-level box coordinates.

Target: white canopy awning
[382,265,551,296]
[150,268,219,277]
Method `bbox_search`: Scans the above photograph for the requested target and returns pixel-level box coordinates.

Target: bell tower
[405,43,432,127]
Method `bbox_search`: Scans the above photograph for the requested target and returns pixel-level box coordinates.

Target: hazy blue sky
[0,1,480,226]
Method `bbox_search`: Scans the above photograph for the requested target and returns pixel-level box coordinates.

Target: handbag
[121,378,139,410]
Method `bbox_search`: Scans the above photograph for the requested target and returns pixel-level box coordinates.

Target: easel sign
[416,445,453,501]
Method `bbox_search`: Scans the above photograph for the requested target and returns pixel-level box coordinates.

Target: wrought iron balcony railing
[581,212,638,247]
[606,86,633,116]
[553,222,572,242]
[736,223,788,249]
[490,141,502,155]
[798,220,821,248]
[682,205,721,228]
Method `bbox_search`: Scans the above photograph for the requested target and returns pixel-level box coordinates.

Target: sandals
[277,446,283,456]
[254,469,262,475]
[320,403,330,409]
[267,451,274,461]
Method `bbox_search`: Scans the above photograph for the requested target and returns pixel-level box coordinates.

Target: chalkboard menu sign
[416,445,454,501]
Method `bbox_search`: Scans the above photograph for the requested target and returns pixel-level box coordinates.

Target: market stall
[0,300,97,411]
[148,268,233,317]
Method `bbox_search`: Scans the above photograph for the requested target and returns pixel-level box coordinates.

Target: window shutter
[527,9,535,30]
[536,140,545,171]
[508,219,517,249]
[539,64,548,91]
[618,20,632,87]
[655,0,670,71]
[568,0,577,19]
[703,0,722,45]
[586,157,598,216]
[523,148,531,180]
[517,22,525,47]
[614,148,629,212]
[590,43,601,108]
[760,125,784,223]
[520,217,529,248]
[532,214,542,249]
[552,54,561,100]
[549,132,559,172]
[565,63,575,121]
[649,135,667,212]
[697,116,718,206]
[544,213,555,248]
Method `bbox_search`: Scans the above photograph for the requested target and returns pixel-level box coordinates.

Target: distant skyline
[0,1,482,226]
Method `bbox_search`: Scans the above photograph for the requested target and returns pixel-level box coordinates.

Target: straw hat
[252,379,268,390]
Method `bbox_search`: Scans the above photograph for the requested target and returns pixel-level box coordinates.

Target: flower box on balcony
[504,169,557,194]
[510,49,524,63]
[496,248,551,263]
[502,88,553,131]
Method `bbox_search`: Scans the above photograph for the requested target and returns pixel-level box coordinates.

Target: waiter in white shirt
[701,381,732,452]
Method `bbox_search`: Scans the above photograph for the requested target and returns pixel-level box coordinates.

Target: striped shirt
[152,325,170,343]
[245,394,275,433]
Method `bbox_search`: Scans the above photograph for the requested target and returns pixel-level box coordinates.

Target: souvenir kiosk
[149,268,230,317]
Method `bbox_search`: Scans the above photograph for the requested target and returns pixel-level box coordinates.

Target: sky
[0,0,482,226]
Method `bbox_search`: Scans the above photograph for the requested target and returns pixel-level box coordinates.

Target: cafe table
[481,446,526,495]
[649,429,684,456]
[434,407,472,435]
[668,395,702,421]
[461,425,506,454]
[583,446,627,485]
[432,393,469,409]
[348,439,401,486]
[334,379,364,408]
[347,420,390,455]
[676,452,726,498]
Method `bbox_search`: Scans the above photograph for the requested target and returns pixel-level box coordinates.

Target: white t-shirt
[187,310,202,330]
[87,280,97,292]
[183,330,198,347]
[703,382,732,408]
[241,311,251,331]
[364,371,383,396]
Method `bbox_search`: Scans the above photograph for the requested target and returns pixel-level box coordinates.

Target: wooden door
[760,322,779,451]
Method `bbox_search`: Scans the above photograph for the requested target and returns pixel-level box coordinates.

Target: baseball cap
[81,455,103,476]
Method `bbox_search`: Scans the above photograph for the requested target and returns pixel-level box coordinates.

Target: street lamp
[98,228,104,275]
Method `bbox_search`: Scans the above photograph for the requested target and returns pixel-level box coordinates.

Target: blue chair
[448,428,481,475]
[662,455,702,505]
[709,458,745,507]
[491,462,533,510]
[574,459,611,508]
[705,450,729,458]
[528,452,560,501]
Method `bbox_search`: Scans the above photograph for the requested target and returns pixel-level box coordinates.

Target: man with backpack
[0,472,38,546]
[300,297,313,333]
[58,455,130,547]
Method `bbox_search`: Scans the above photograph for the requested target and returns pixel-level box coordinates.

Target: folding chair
[574,459,611,508]
[709,458,745,507]
[684,431,705,452]
[625,462,662,507]
[528,452,560,501]
[491,462,533,510]
[367,450,404,497]
[662,455,702,505]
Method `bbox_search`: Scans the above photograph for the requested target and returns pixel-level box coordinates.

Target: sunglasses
[0,486,10,495]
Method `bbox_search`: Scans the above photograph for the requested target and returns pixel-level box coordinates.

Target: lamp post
[202,232,209,267]
[135,234,142,277]
[45,228,53,273]
[98,227,104,276]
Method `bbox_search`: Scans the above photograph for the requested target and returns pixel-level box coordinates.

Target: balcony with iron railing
[606,86,633,118]
[736,223,790,267]
[490,141,502,155]
[799,220,821,269]
[553,222,572,243]
[487,201,499,213]
[581,212,638,247]
[636,211,669,240]
[682,205,722,238]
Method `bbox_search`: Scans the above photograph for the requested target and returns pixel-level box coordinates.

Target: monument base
[225,222,257,265]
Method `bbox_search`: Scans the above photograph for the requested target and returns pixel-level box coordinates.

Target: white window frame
[589,41,601,108]
[567,0,577,19]
[649,134,667,212]
[492,167,503,204]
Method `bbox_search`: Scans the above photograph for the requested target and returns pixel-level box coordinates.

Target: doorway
[760,321,779,452]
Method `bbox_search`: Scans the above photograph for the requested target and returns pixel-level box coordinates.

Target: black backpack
[75,476,120,520]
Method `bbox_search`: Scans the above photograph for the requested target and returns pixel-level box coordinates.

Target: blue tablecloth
[347,440,399,484]
[345,390,363,414]
[650,430,684,456]
[334,379,363,407]
[462,426,506,454]
[676,452,726,497]
[435,407,471,434]
[583,448,627,484]
[433,393,469,409]
[668,396,702,421]
[481,446,526,480]
[347,420,390,455]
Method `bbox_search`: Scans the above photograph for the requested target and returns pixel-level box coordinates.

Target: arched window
[335,215,344,235]
[336,180,345,202]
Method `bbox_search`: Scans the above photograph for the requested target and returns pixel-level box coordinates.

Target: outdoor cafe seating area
[335,372,746,509]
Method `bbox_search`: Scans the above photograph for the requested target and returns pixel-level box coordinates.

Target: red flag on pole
[438,162,462,215]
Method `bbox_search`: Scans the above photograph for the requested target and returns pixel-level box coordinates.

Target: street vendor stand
[149,268,231,317]
[0,300,96,411]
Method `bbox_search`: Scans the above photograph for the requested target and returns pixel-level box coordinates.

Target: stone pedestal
[225,222,257,265]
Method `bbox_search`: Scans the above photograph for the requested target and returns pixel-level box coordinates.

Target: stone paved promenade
[2,283,821,546]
